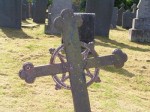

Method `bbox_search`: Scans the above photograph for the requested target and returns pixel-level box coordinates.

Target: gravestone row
[111,3,138,29]
[45,0,114,37]
[129,0,150,42]
[122,4,137,29]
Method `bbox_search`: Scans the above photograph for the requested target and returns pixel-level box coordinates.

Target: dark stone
[33,0,48,23]
[111,7,118,29]
[26,3,30,18]
[86,0,114,37]
[122,10,135,29]
[31,2,35,18]
[0,0,21,29]
[22,0,28,20]
[117,3,125,26]
[75,13,95,43]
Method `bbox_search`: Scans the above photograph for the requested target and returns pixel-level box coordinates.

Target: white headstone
[136,0,150,18]
[129,0,150,42]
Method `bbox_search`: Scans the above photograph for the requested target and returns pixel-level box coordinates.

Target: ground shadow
[102,66,135,78]
[95,37,150,52]
[1,27,33,39]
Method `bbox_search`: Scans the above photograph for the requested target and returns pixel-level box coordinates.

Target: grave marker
[45,0,72,35]
[131,3,137,14]
[117,3,125,26]
[75,13,95,43]
[129,0,150,42]
[33,0,48,23]
[22,0,28,20]
[86,0,115,37]
[19,9,128,112]
[111,7,118,29]
[122,10,134,29]
[0,0,21,29]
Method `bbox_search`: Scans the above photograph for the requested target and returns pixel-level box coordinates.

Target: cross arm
[19,49,127,83]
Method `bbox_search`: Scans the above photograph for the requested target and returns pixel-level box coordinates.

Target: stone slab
[45,0,72,35]
[129,0,150,42]
[0,0,21,29]
[122,10,135,29]
[86,0,114,37]
[136,0,150,18]
[129,29,150,42]
[111,7,118,28]
[133,18,150,30]
[33,0,48,23]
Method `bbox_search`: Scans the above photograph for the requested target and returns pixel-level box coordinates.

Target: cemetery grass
[0,25,150,112]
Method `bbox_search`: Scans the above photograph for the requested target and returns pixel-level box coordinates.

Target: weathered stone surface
[0,0,21,29]
[22,0,28,20]
[86,0,114,37]
[122,10,134,29]
[131,3,137,14]
[136,0,150,18]
[33,0,48,23]
[54,9,91,112]
[75,13,95,43]
[117,3,125,26]
[45,0,72,35]
[111,7,118,29]
[129,0,150,42]
[129,29,150,42]
[122,4,137,29]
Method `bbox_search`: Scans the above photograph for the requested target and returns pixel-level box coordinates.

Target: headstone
[28,2,32,18]
[117,3,125,26]
[26,2,30,18]
[86,0,115,37]
[122,10,134,29]
[75,13,95,43]
[0,0,21,29]
[122,4,137,29]
[33,0,48,23]
[45,0,72,35]
[129,0,150,42]
[22,0,28,20]
[110,7,118,29]
[31,1,35,18]
[131,3,137,14]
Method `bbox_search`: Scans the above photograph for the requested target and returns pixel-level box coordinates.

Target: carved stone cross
[19,9,127,112]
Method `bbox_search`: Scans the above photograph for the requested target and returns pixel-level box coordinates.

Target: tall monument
[129,0,150,42]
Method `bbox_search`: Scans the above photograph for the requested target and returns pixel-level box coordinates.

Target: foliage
[115,0,139,9]
[79,0,140,11]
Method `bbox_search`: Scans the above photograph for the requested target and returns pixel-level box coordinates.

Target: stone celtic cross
[19,9,127,112]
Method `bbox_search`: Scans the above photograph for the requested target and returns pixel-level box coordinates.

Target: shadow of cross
[19,9,128,112]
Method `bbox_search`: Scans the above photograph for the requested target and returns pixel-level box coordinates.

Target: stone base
[133,18,150,30]
[129,29,150,42]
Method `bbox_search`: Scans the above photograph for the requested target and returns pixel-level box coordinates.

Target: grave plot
[19,9,127,112]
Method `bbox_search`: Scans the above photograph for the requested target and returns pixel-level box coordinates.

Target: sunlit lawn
[0,22,149,112]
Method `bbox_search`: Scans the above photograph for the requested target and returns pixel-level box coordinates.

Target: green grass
[0,24,150,112]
